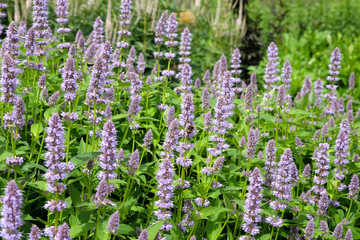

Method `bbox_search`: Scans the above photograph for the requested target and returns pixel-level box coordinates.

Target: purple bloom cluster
[0,180,23,240]
[178,27,191,67]
[44,113,74,212]
[242,168,262,236]
[32,0,49,48]
[154,153,174,231]
[117,0,132,49]
[264,139,276,187]
[1,54,19,104]
[180,63,193,92]
[98,120,118,191]
[231,48,242,83]
[246,128,259,159]
[312,144,330,197]
[56,0,71,35]
[179,93,196,139]
[60,55,82,102]
[334,119,350,189]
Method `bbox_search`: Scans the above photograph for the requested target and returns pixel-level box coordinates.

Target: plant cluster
[0,0,359,240]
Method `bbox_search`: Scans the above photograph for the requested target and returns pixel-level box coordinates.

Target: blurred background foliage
[4,0,360,98]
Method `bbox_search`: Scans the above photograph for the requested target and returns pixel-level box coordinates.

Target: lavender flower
[98,120,118,188]
[154,10,168,45]
[245,84,254,110]
[179,93,196,138]
[320,220,329,236]
[312,144,330,195]
[32,0,49,45]
[154,153,174,231]
[242,168,262,236]
[203,112,212,130]
[24,27,37,56]
[302,164,311,178]
[348,174,359,200]
[332,222,343,240]
[128,150,139,176]
[246,128,258,159]
[94,179,110,206]
[92,17,104,48]
[4,22,20,58]
[304,219,314,239]
[344,229,353,240]
[314,78,323,97]
[327,47,341,84]
[84,43,96,63]
[335,119,350,183]
[48,91,60,106]
[143,129,153,149]
[60,55,82,102]
[180,64,193,92]
[201,88,210,110]
[6,156,24,166]
[272,149,294,209]
[117,0,132,49]
[29,225,42,240]
[317,191,329,216]
[107,211,120,234]
[178,27,191,66]
[0,180,23,240]
[55,222,71,240]
[44,113,74,212]
[139,229,148,240]
[231,48,242,83]
[281,60,292,89]
[163,119,179,153]
[1,54,19,104]
[137,53,146,74]
[349,73,355,90]
[56,0,71,35]
[166,106,175,127]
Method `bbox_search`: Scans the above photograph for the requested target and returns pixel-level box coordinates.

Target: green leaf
[147,220,164,240]
[206,220,222,240]
[260,114,275,122]
[70,152,102,167]
[31,123,44,137]
[117,224,135,235]
[288,109,311,115]
[200,207,232,219]
[70,223,97,238]
[112,113,129,121]
[68,184,82,206]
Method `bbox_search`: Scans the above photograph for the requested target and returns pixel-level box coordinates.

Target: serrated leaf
[31,123,44,137]
[147,220,165,240]
[200,206,232,218]
[70,152,102,167]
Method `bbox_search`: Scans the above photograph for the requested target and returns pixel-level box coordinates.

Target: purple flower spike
[349,73,355,90]
[29,225,42,240]
[60,55,82,102]
[179,27,191,66]
[107,211,120,234]
[0,180,23,240]
[164,119,179,153]
[128,150,139,176]
[98,120,118,187]
[44,113,74,211]
[155,10,168,45]
[348,174,359,200]
[242,168,262,236]
[117,0,132,49]
[56,0,71,34]
[55,222,71,240]
[32,0,49,40]
[143,129,153,149]
[154,153,174,231]
[332,221,343,240]
[304,219,314,239]
[246,128,258,159]
[281,60,292,89]
[264,139,276,187]
[344,229,353,240]
[139,229,148,240]
[231,48,242,83]
[4,22,20,58]
[179,93,196,139]
[1,54,19,104]
[92,16,104,48]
